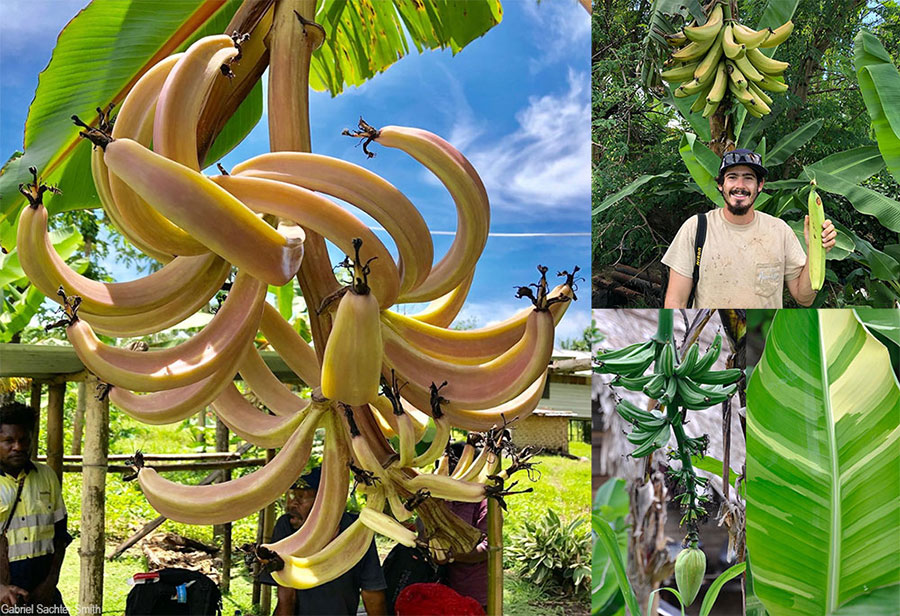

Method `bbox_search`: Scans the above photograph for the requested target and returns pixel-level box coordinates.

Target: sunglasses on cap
[722,150,761,167]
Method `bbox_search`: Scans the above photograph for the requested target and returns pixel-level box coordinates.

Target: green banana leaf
[593,513,642,616]
[592,478,629,616]
[803,167,900,233]
[593,171,673,215]
[853,309,900,348]
[0,225,84,287]
[0,0,501,250]
[756,136,767,164]
[854,30,900,184]
[764,119,823,167]
[679,133,724,207]
[806,146,886,186]
[746,309,900,616]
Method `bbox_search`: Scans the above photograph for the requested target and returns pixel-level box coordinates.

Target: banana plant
[0,0,501,248]
[746,309,900,615]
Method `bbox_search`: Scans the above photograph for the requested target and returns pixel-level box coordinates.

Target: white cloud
[465,69,590,217]
[521,0,591,73]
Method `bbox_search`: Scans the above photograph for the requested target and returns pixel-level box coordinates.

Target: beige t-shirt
[662,208,807,308]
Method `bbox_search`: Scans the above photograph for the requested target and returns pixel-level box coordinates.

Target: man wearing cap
[261,467,388,615]
[663,148,837,308]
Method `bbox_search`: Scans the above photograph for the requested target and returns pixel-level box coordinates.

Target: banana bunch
[15,26,578,591]
[596,329,741,530]
[595,333,742,456]
[661,3,793,118]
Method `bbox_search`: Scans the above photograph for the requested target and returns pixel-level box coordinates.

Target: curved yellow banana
[91,137,172,263]
[400,471,486,503]
[232,152,432,295]
[683,4,723,43]
[212,174,399,308]
[210,383,307,449]
[16,201,222,316]
[321,289,383,406]
[135,403,324,525]
[358,505,418,548]
[271,490,386,589]
[372,126,490,303]
[759,21,793,48]
[706,61,728,104]
[722,24,746,60]
[746,47,789,75]
[382,308,555,411]
[408,269,475,327]
[732,22,770,48]
[409,415,451,468]
[429,371,548,432]
[76,258,231,337]
[154,35,238,170]
[258,303,321,387]
[110,343,249,425]
[239,347,310,416]
[67,270,266,392]
[106,53,208,256]
[265,411,350,557]
[102,138,304,286]
[381,282,572,365]
[734,52,765,83]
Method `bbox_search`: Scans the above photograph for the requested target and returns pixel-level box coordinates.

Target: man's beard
[724,190,755,216]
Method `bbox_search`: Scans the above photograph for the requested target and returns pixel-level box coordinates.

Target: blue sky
[1,0,591,344]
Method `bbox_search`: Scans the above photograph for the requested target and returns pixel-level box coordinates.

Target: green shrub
[506,508,591,597]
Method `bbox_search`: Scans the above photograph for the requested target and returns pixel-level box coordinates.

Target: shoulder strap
[1,475,27,536]
[687,212,707,309]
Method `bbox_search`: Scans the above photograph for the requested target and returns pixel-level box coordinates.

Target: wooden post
[214,419,231,594]
[487,498,503,616]
[71,381,86,455]
[79,373,108,612]
[46,382,65,483]
[259,447,276,615]
[28,381,41,460]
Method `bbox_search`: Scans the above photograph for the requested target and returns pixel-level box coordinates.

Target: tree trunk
[79,374,109,611]
[71,381,85,455]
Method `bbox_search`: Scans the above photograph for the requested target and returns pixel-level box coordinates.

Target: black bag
[124,568,221,615]
[383,544,441,615]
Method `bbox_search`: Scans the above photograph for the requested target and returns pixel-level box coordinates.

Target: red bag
[395,582,485,616]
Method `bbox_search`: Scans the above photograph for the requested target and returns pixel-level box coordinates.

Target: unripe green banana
[661,62,701,83]
[683,4,723,43]
[675,546,706,606]
[659,342,675,377]
[642,373,667,399]
[674,343,700,377]
[689,334,722,377]
[692,368,743,385]
[615,373,656,392]
[808,180,826,291]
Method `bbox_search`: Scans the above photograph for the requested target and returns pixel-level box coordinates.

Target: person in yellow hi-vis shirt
[0,401,71,611]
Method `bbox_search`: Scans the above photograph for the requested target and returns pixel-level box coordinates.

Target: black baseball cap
[291,466,321,491]
[719,149,767,180]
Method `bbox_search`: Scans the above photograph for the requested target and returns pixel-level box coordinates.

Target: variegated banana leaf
[747,309,900,616]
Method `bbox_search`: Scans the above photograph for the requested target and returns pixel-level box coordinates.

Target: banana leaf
[764,119,823,167]
[853,309,900,348]
[803,167,900,233]
[679,133,724,207]
[592,478,629,616]
[667,89,712,142]
[806,146,885,186]
[854,30,900,184]
[746,309,900,616]
[593,171,673,215]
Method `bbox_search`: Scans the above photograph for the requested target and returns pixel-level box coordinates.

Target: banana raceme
[134,404,325,525]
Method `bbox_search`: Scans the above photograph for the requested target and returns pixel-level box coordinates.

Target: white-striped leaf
[747,309,900,616]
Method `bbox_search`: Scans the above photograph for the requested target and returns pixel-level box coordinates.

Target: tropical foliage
[746,309,900,615]
[592,0,900,307]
